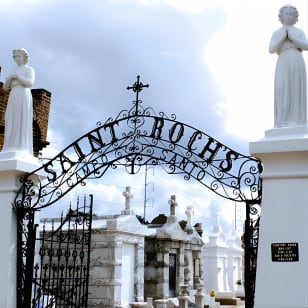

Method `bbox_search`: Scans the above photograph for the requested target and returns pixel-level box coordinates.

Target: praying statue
[269,5,308,128]
[2,48,35,155]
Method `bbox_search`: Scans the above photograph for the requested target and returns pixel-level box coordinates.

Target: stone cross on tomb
[168,195,178,216]
[122,186,133,215]
[185,205,193,233]
[213,215,222,233]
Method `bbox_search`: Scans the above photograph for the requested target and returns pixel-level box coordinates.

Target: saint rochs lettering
[87,131,106,152]
[43,162,57,182]
[72,142,86,161]
[21,110,259,212]
[59,154,76,174]
[148,116,240,174]
[40,115,241,191]
[187,131,203,151]
[71,121,119,162]
[87,120,119,153]
[198,137,222,163]
[103,120,119,144]
[150,117,164,139]
[169,122,184,144]
[219,150,239,173]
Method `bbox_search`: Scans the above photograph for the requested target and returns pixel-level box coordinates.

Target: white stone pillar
[250,128,308,308]
[202,255,219,292]
[226,255,234,292]
[0,157,41,308]
[135,242,145,302]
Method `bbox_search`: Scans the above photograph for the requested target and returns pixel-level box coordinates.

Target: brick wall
[0,82,51,157]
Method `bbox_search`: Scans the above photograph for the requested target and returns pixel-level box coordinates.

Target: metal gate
[15,76,262,307]
[17,195,93,308]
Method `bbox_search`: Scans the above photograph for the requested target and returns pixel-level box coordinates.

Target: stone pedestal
[179,285,189,308]
[146,297,154,307]
[194,284,204,308]
[130,302,147,307]
[250,127,308,308]
[0,155,41,308]
[154,299,169,308]
[178,296,189,308]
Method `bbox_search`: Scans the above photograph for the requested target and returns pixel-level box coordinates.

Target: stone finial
[185,205,193,233]
[122,186,133,215]
[168,194,177,216]
[213,215,222,233]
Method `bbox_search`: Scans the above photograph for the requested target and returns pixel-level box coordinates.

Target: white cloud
[3,0,308,234]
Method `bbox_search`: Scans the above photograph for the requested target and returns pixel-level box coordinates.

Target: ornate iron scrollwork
[14,77,262,210]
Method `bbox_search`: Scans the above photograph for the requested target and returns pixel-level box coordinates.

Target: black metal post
[16,209,24,308]
[16,209,37,308]
[244,201,253,308]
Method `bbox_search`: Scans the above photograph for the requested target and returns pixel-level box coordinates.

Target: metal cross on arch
[127,75,149,108]
[126,75,150,174]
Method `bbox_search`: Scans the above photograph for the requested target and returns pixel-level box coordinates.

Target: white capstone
[250,131,308,307]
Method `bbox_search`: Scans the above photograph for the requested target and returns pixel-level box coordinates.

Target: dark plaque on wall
[271,242,299,262]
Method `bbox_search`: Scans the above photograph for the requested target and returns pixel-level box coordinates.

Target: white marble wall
[251,128,308,307]
[202,222,243,294]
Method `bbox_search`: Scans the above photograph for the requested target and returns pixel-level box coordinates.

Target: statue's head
[278,5,299,25]
[13,48,29,64]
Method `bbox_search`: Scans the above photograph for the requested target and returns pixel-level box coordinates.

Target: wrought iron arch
[14,90,262,210]
[15,76,262,307]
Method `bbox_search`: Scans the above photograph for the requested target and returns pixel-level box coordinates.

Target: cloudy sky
[1,0,307,235]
